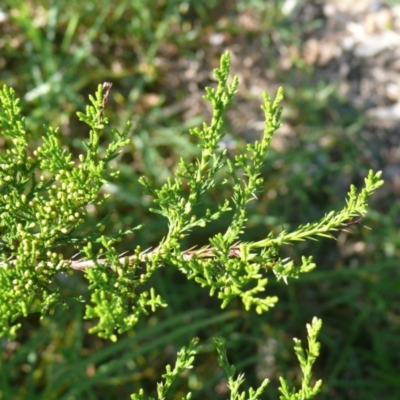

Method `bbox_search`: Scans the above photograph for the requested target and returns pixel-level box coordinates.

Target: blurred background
[1,0,399,399]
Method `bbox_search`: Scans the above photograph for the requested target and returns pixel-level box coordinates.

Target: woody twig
[68,243,243,271]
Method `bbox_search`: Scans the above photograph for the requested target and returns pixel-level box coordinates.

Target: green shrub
[0,52,383,398]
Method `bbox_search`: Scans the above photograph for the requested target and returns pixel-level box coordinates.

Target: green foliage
[278,318,322,400]
[0,51,383,398]
[0,1,396,398]
[0,83,129,338]
[131,338,200,400]
[214,336,270,400]
[131,317,323,400]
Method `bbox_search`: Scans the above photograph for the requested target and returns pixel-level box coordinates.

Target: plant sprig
[0,83,130,338]
[0,52,383,341]
[279,318,323,399]
[130,318,323,399]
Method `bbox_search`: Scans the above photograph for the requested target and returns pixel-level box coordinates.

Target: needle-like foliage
[0,51,383,398]
[0,52,383,343]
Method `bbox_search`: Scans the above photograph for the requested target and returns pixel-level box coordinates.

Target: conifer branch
[0,52,383,341]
